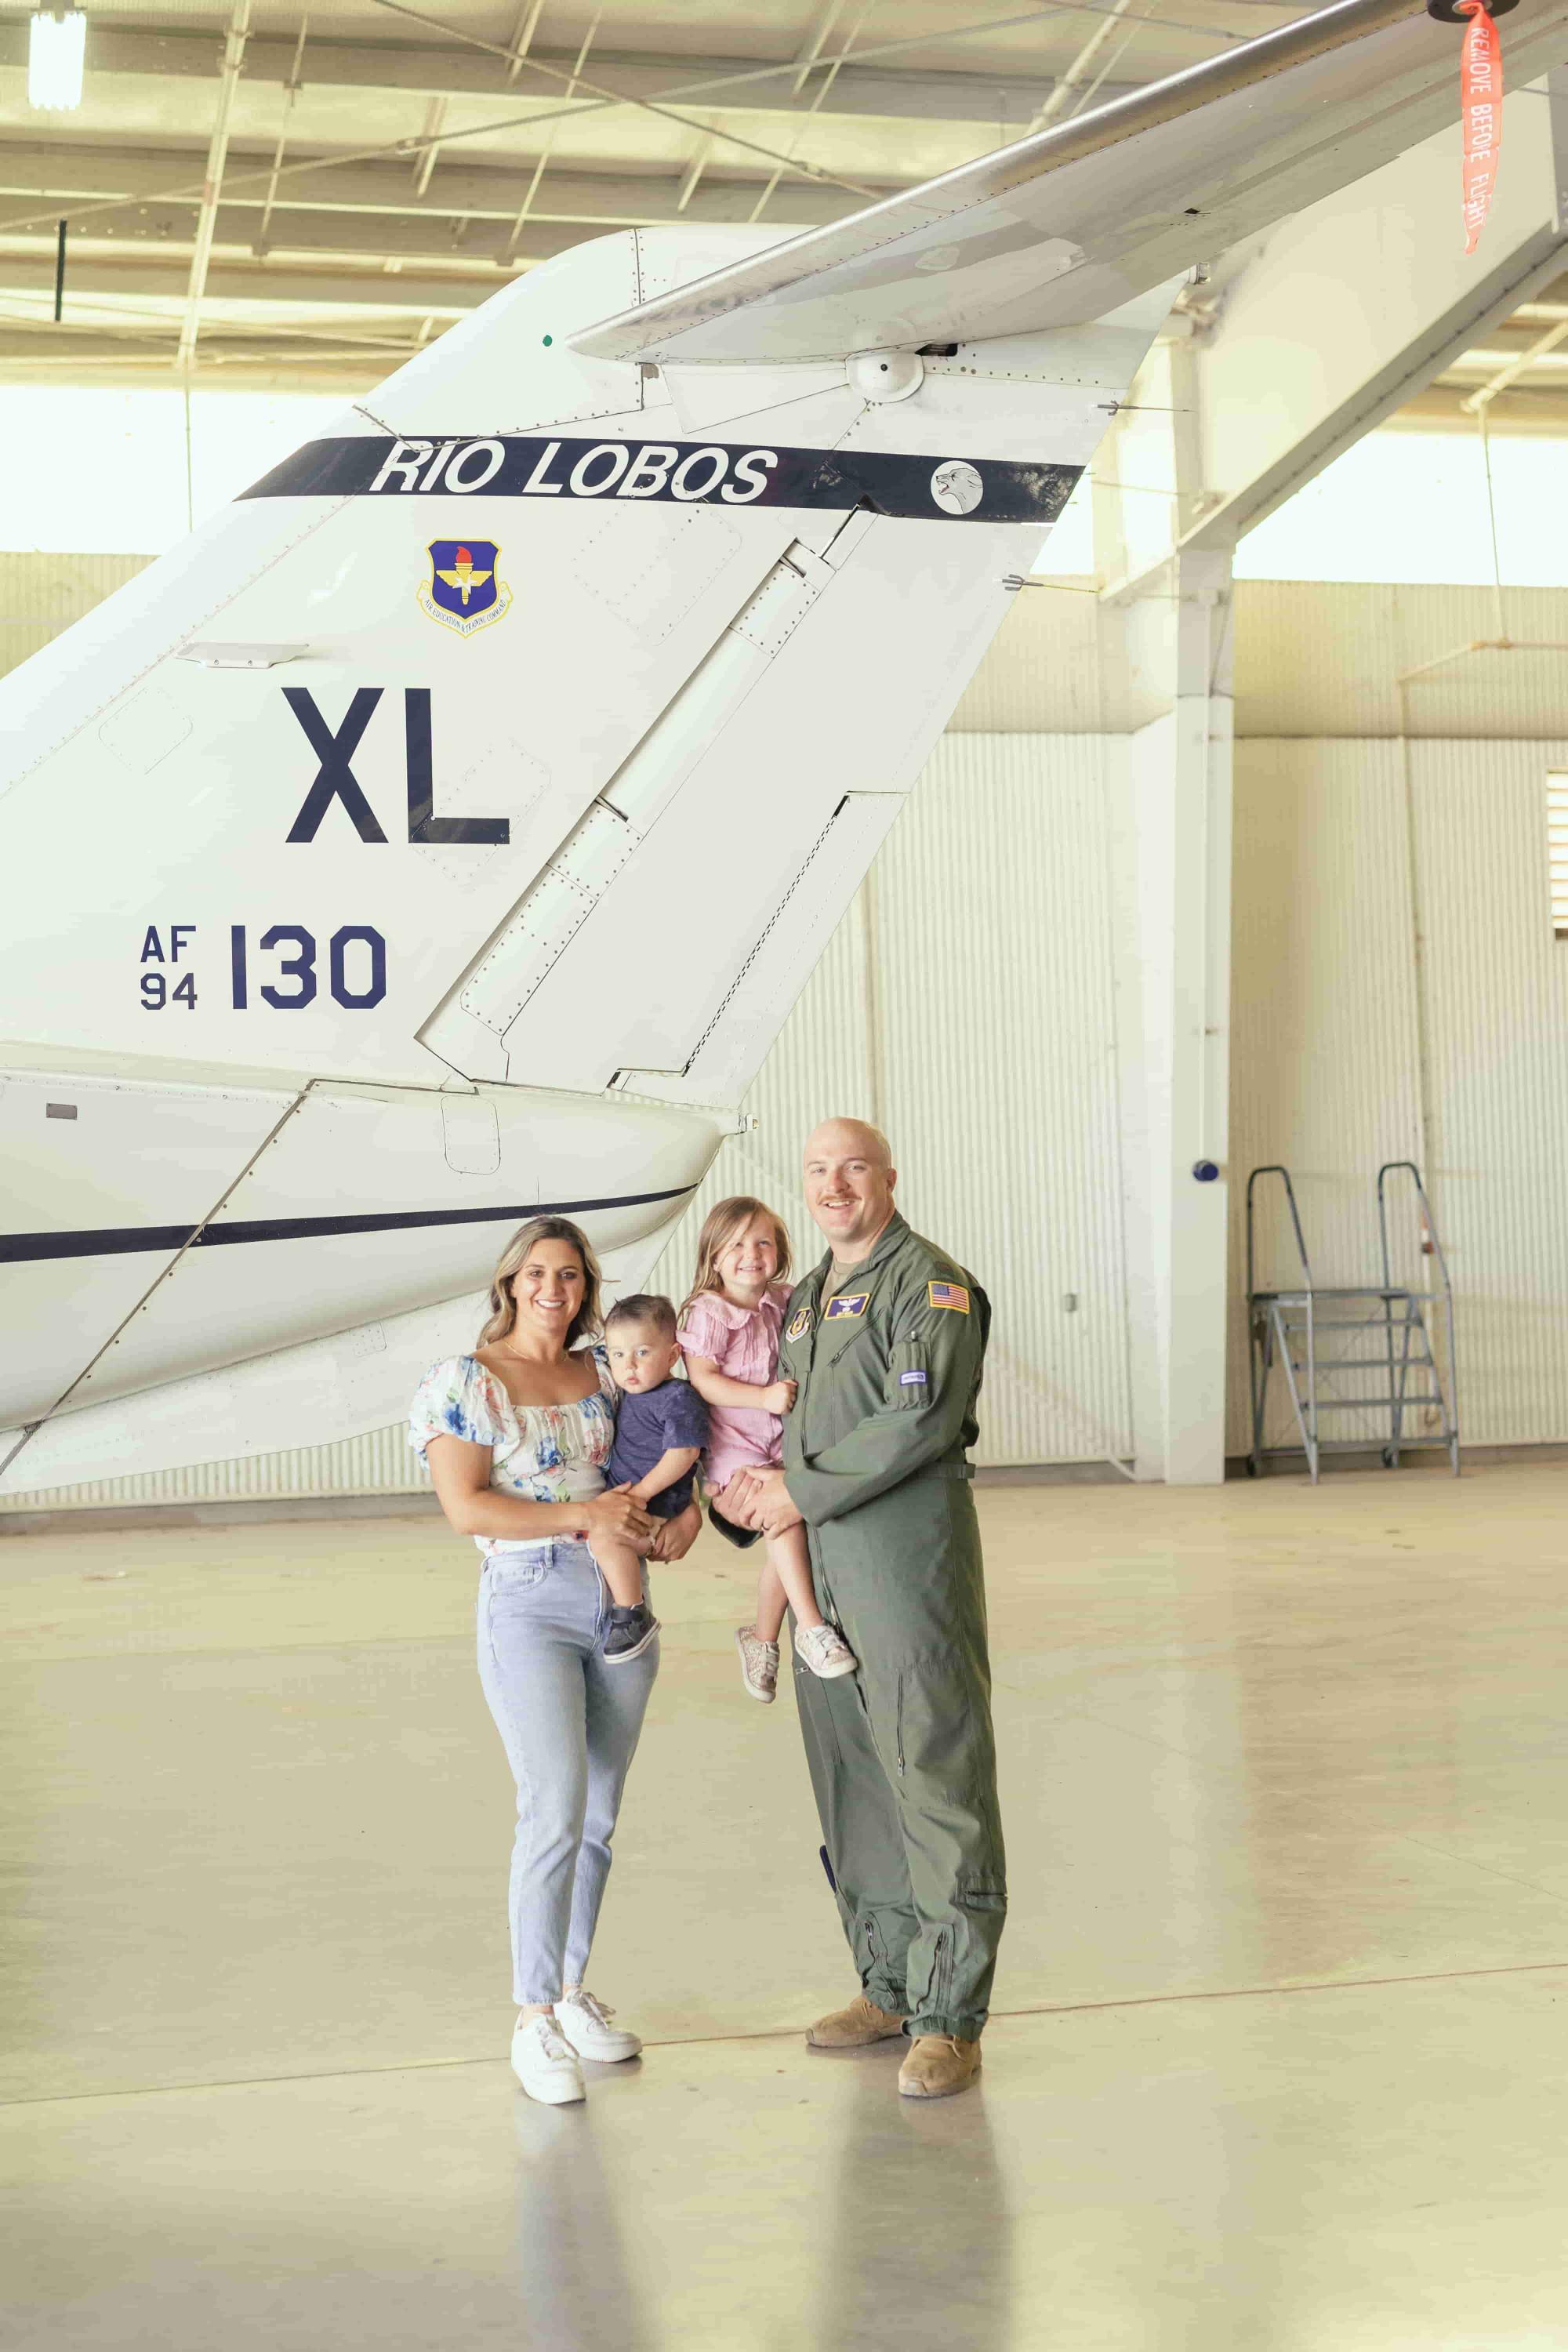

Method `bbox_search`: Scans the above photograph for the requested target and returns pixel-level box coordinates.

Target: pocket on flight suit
[887,1340,929,1412]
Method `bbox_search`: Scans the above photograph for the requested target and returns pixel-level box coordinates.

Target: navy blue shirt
[607,1377,709,1519]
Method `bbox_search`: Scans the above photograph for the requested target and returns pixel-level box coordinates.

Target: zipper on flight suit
[933,1929,951,2016]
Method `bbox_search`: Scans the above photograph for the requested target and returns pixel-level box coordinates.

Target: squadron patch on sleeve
[786,1308,812,1341]
[927,1280,971,1313]
[824,1292,869,1321]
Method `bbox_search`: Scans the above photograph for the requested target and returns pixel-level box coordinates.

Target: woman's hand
[648,1500,702,1562]
[760,1378,797,1414]
[583,1484,656,1548]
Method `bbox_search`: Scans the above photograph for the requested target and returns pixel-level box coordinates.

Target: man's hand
[728,1467,803,1537]
[648,1499,702,1561]
[723,1467,764,1528]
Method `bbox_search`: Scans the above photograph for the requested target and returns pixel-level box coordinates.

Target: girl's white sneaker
[735,1624,780,1701]
[555,1987,643,2063]
[511,2013,586,2104]
[797,1621,858,1679]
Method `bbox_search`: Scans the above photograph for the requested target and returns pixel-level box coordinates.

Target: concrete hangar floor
[5,1463,1568,2347]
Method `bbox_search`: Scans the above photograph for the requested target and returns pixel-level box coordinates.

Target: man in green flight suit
[724,1116,1004,2100]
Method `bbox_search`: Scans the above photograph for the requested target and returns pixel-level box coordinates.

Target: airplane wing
[572,0,1568,364]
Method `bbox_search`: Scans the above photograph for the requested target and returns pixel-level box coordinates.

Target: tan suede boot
[898,2034,982,2099]
[805,1992,907,2051]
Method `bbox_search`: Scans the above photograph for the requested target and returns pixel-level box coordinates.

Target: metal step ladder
[1246,1160,1461,1483]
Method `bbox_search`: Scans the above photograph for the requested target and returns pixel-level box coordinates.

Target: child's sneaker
[603,1602,659,1664]
[735,1624,780,1702]
[797,1622,858,1679]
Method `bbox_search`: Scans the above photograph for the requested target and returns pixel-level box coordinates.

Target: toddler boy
[592,1294,709,1663]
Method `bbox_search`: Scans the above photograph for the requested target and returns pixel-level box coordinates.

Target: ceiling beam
[0,20,1111,130]
[0,249,488,313]
[2,201,651,274]
[0,143,873,233]
[177,0,252,374]
[1394,382,1568,431]
[0,334,394,390]
[0,137,879,224]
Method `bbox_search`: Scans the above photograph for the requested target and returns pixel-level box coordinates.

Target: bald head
[803,1117,898,1266]
[804,1116,892,1171]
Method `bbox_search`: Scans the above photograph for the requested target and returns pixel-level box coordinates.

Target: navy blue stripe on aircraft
[0,1185,697,1265]
[240,434,1083,524]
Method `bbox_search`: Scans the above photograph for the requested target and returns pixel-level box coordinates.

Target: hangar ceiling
[0,0,1565,423]
[0,0,1323,384]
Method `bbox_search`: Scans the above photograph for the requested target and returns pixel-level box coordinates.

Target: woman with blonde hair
[677,1195,858,1702]
[409,1214,700,2107]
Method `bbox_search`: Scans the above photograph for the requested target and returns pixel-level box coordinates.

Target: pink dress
[677,1282,793,1495]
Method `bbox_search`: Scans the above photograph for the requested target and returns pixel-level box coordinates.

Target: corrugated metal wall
[644,735,1135,1469]
[0,552,153,678]
[1410,739,1568,1443]
[10,560,1568,1504]
[1229,734,1568,1454]
[1233,583,1568,739]
[4,730,1134,1508]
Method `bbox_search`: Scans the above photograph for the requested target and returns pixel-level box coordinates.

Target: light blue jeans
[476,1538,659,2006]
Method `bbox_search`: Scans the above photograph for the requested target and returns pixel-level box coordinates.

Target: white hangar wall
[1230,729,1568,1458]
[639,730,1136,1472]
[5,567,1568,1508]
[1225,582,1568,1462]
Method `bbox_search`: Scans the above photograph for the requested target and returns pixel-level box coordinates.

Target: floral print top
[408,1345,617,1558]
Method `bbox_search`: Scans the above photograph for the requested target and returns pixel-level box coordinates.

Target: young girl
[677,1196,858,1702]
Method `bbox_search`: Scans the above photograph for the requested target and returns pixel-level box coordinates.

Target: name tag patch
[825,1293,869,1321]
[786,1308,812,1341]
[927,1281,970,1314]
[899,1370,928,1387]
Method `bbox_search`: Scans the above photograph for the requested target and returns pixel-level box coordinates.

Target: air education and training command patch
[419,539,514,637]
[927,1280,971,1313]
[786,1308,811,1341]
[824,1293,869,1321]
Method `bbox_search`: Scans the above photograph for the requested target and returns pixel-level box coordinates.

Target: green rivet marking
[543,334,553,347]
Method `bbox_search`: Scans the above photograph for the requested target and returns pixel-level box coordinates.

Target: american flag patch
[927,1280,970,1314]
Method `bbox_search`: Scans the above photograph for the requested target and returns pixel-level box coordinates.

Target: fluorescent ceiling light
[28,9,85,111]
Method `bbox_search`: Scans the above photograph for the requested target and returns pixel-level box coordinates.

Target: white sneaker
[735,1624,780,1702]
[556,1987,643,2063]
[797,1621,858,1679]
[510,2013,586,2104]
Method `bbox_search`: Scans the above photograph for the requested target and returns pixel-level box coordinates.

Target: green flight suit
[779,1211,1005,2042]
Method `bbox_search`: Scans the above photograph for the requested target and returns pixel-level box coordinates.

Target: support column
[1099,336,1236,1483]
